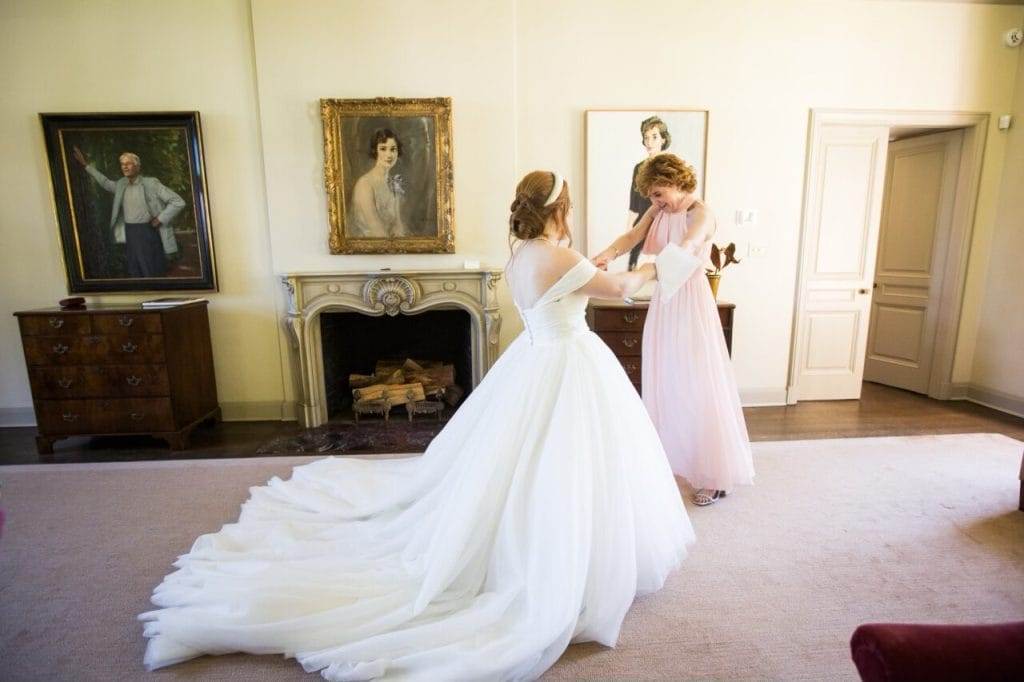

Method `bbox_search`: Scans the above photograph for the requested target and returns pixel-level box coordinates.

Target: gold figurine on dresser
[587,299,734,395]
[14,301,219,455]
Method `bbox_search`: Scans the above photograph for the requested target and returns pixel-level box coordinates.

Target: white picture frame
[585,108,709,273]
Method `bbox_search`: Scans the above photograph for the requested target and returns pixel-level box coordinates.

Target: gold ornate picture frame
[321,97,455,254]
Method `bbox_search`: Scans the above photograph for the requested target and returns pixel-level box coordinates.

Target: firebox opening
[320,309,473,420]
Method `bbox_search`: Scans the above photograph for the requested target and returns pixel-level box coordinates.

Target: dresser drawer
[18,314,91,336]
[29,365,170,398]
[36,398,175,435]
[596,331,643,356]
[23,334,166,365]
[593,307,647,332]
[92,312,162,334]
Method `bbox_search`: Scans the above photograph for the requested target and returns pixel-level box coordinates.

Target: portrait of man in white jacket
[72,146,186,278]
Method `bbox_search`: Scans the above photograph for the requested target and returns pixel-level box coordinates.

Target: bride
[139,170,695,681]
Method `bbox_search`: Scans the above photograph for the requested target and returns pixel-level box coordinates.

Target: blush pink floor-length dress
[640,209,755,492]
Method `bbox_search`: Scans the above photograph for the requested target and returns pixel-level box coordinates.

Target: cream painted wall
[517,0,1024,400]
[2,0,1022,424]
[248,0,518,407]
[0,0,286,422]
[972,43,1024,404]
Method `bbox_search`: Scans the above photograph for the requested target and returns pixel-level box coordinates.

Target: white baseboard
[965,384,1024,419]
[947,382,970,400]
[0,407,36,427]
[220,401,298,422]
[740,387,788,407]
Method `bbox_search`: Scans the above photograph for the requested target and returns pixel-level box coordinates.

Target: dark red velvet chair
[851,622,1024,681]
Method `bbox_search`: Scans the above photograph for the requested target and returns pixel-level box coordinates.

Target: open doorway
[863,127,964,396]
[787,110,988,404]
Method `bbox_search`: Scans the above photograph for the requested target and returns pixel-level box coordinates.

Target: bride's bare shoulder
[515,242,581,271]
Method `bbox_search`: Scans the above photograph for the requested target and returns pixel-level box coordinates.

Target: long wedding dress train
[140,258,694,681]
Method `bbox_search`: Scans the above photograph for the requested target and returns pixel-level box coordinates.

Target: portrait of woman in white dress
[348,128,409,238]
[324,99,453,253]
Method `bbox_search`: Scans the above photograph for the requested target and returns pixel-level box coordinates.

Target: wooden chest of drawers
[14,301,220,454]
[587,299,735,394]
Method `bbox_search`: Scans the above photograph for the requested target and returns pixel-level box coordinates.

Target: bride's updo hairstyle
[634,153,698,196]
[508,170,572,244]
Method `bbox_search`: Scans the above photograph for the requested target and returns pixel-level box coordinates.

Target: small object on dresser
[59,297,86,310]
[141,297,208,309]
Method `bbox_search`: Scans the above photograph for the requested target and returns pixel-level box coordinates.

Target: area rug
[1,433,1021,680]
[254,419,447,455]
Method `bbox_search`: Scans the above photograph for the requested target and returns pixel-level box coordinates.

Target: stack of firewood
[350,359,464,407]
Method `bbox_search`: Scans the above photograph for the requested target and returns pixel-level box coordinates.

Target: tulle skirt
[140,329,694,681]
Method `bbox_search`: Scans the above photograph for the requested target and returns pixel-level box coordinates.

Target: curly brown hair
[508,171,572,243]
[634,153,697,196]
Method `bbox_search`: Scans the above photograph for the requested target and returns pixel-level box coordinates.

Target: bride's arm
[579,263,656,300]
[592,204,660,269]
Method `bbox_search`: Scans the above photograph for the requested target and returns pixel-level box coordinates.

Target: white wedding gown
[140,258,695,681]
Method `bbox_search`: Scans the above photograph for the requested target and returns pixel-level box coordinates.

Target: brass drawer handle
[622,312,640,324]
[130,412,145,421]
[121,342,138,353]
[58,378,74,388]
[118,315,134,327]
[48,317,64,329]
[622,338,638,349]
[52,343,70,355]
[126,375,142,386]
[62,412,79,422]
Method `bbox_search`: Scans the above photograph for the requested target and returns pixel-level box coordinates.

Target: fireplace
[321,309,472,418]
[282,268,503,428]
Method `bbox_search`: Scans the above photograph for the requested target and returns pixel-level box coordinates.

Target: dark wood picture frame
[40,111,218,293]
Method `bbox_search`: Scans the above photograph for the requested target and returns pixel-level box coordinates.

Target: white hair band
[543,172,564,206]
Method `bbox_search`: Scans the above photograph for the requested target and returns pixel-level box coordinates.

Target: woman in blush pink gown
[593,154,753,506]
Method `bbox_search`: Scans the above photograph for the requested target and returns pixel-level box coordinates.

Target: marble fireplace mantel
[281,268,503,427]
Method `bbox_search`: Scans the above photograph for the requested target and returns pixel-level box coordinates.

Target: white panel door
[864,130,962,393]
[791,124,889,400]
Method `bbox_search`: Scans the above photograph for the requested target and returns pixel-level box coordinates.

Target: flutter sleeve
[654,242,702,303]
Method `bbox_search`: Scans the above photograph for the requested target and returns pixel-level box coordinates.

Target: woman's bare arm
[678,205,716,254]
[592,205,660,269]
[579,262,656,300]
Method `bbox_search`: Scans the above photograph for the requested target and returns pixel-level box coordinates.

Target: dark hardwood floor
[746,381,1024,442]
[1,382,1021,466]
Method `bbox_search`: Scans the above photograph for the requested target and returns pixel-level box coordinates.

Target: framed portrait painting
[585,108,708,272]
[320,97,455,254]
[40,111,217,293]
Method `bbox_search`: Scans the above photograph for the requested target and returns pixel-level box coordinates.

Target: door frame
[787,109,989,403]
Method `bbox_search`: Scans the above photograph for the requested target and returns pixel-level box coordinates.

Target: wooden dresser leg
[164,433,188,451]
[35,436,55,457]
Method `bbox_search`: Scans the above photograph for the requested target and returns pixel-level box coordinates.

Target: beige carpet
[1,433,1021,681]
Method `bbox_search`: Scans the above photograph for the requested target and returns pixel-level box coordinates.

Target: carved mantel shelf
[281,268,503,428]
